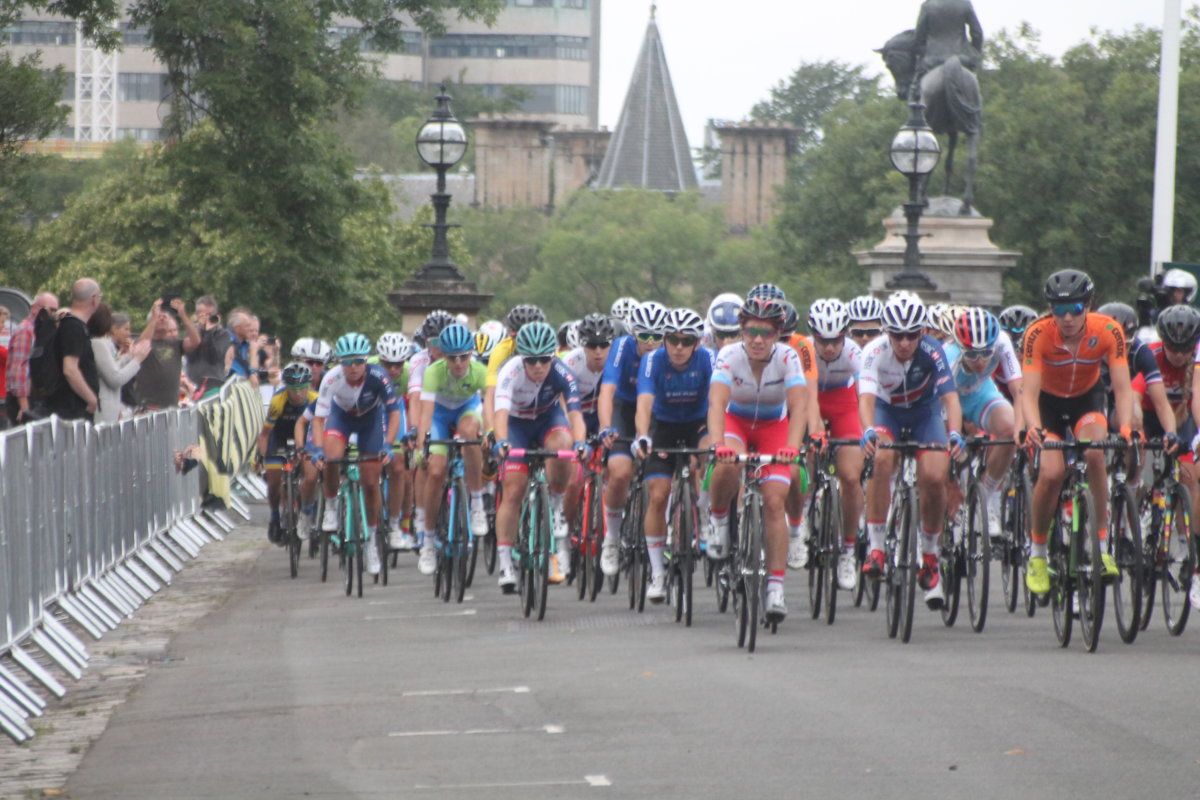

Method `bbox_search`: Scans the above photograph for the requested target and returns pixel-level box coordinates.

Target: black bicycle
[999,442,1035,616]
[1138,441,1196,635]
[1105,438,1143,644]
[805,439,860,625]
[657,446,710,627]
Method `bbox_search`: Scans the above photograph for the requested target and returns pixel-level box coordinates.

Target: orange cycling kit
[1022,313,1126,439]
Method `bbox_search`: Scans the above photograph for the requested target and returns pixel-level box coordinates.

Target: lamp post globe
[415,84,468,281]
[886,102,941,291]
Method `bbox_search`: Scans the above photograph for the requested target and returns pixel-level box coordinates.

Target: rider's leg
[837,446,865,547]
[423,454,448,543]
[916,450,949,555]
[603,456,632,544]
[360,461,383,530]
[643,477,671,579]
[496,468,528,574]
[981,401,1016,502]
[1030,449,1066,558]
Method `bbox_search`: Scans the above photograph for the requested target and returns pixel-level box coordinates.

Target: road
[65,514,1200,799]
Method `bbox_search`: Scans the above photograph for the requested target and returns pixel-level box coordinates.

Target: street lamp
[887,101,941,291]
[415,84,469,280]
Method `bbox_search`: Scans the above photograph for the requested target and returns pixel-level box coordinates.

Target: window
[511,0,555,7]
[561,0,588,7]
[117,127,164,141]
[472,83,589,115]
[5,20,75,46]
[54,71,74,101]
[118,72,169,102]
[122,24,151,46]
[328,25,421,54]
[428,34,588,60]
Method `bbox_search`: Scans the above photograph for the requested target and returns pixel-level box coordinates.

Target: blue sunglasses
[1051,302,1086,317]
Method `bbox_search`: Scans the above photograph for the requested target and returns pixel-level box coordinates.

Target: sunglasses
[888,331,922,342]
[813,335,843,347]
[665,334,698,347]
[743,326,778,340]
[850,328,881,338]
[1051,302,1086,317]
[715,331,740,340]
[636,332,664,343]
[304,360,324,368]
[963,347,994,360]
[445,353,473,362]
[381,360,405,368]
[1164,341,1196,355]
[523,355,553,366]
[583,341,610,350]
[340,358,367,366]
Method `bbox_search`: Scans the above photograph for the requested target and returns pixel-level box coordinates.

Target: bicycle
[508,448,579,621]
[426,438,483,604]
[571,435,607,603]
[481,448,500,577]
[1138,442,1196,635]
[326,451,383,599]
[804,438,860,625]
[999,442,1035,617]
[619,454,650,613]
[272,441,303,579]
[656,446,710,627]
[1105,437,1144,644]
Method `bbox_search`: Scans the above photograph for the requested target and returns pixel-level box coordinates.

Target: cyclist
[633,307,713,602]
[1163,268,1199,308]
[705,293,743,354]
[377,331,416,550]
[708,295,808,623]
[859,292,964,610]
[781,301,824,568]
[414,323,489,576]
[484,304,547,426]
[610,296,640,337]
[258,362,318,544]
[290,337,333,389]
[562,314,616,539]
[407,310,453,548]
[805,298,865,590]
[847,295,885,350]
[1134,305,1195,455]
[1022,269,1133,596]
[998,305,1038,351]
[598,301,668,575]
[493,321,587,591]
[474,322,504,366]
[313,333,403,576]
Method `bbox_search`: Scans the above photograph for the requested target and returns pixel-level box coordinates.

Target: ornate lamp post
[887,101,941,290]
[415,84,469,280]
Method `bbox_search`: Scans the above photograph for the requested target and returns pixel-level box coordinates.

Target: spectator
[0,305,10,345]
[90,305,151,424]
[132,297,201,410]
[186,294,233,399]
[5,291,59,425]
[0,322,7,432]
[258,364,282,411]
[227,307,255,384]
[50,279,102,422]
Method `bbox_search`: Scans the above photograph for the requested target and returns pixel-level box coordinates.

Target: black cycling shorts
[608,398,638,459]
[645,419,707,479]
[1038,381,1108,439]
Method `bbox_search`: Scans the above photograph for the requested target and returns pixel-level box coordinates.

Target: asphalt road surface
[67,518,1200,799]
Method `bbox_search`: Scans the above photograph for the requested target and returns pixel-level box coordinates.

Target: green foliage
[751,59,880,152]
[456,204,550,318]
[0,52,67,157]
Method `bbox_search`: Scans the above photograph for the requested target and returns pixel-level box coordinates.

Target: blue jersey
[859,335,955,409]
[602,335,645,404]
[637,347,714,423]
[314,364,400,418]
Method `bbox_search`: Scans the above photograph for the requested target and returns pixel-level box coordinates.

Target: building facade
[2,0,601,143]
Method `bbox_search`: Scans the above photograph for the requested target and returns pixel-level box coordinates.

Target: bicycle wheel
[534,484,552,621]
[434,500,450,600]
[356,486,368,598]
[939,519,961,629]
[575,497,589,602]
[1077,489,1105,653]
[884,502,902,639]
[854,534,868,608]
[806,490,823,620]
[1138,494,1160,631]
[342,492,355,597]
[454,480,471,604]
[625,486,647,612]
[1108,483,1142,644]
[517,491,535,618]
[375,520,389,588]
[285,478,300,580]
[1050,516,1073,648]
[898,495,918,644]
[736,493,762,652]
[1162,483,1194,636]
[319,500,331,583]
[588,477,605,602]
[823,480,842,626]
[1001,471,1029,614]
[965,481,990,633]
[484,491,498,575]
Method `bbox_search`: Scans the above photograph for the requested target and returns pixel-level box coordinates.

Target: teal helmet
[515,321,557,357]
[437,323,473,356]
[334,332,371,360]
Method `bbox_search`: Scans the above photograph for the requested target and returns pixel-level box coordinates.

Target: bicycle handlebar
[1041,439,1129,452]
[506,448,580,461]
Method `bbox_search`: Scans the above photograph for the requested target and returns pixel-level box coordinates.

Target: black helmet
[506,304,545,332]
[1097,302,1137,339]
[1156,304,1200,349]
[576,313,615,345]
[779,301,799,335]
[998,305,1038,336]
[1043,269,1095,305]
[421,309,454,342]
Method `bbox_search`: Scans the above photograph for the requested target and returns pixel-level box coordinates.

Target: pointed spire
[594,10,696,192]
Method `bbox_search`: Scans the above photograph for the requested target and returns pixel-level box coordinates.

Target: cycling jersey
[561,347,604,415]
[485,336,516,389]
[314,364,400,418]
[812,337,862,393]
[495,357,582,420]
[787,334,820,388]
[858,335,955,408]
[265,388,318,433]
[1023,313,1126,398]
[711,342,806,421]
[406,349,433,396]
[943,332,1021,397]
[637,347,714,423]
[1137,341,1195,411]
[420,360,486,409]
[602,335,646,404]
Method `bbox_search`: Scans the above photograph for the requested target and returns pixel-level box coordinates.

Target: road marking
[401,685,531,698]
[365,609,477,621]
[389,724,563,738]
[414,776,610,790]
[368,595,474,605]
[586,775,613,787]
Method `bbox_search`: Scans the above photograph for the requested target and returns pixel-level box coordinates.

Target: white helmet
[454,312,469,327]
[565,320,581,350]
[610,296,640,323]
[291,336,332,362]
[629,301,669,335]
[935,305,967,339]
[808,298,850,339]
[480,319,506,342]
[1163,268,1199,302]
[665,307,704,338]
[882,291,927,334]
[291,336,315,359]
[707,292,743,335]
[376,331,411,362]
[847,295,884,323]
[925,302,948,328]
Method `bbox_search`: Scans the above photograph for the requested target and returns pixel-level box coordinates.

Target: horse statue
[877,2,983,215]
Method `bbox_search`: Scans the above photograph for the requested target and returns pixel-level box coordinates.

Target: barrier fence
[0,379,265,743]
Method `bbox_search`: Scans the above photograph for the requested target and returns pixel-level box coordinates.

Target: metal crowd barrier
[0,379,265,743]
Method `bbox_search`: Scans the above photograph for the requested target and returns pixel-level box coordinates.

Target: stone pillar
[470,118,554,212]
[853,197,1021,307]
[388,275,493,335]
[550,128,610,209]
[716,123,797,233]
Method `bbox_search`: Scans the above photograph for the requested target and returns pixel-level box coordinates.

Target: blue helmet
[437,323,473,356]
[334,332,371,360]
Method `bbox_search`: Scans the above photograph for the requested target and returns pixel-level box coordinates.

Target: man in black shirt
[51,279,102,422]
[186,294,233,399]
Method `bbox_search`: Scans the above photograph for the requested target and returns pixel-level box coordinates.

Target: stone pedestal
[853,197,1020,307]
[388,274,493,335]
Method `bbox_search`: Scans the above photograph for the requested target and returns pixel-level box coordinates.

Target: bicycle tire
[806,489,823,620]
[1077,489,1104,653]
[588,477,605,602]
[342,492,354,597]
[575,493,588,602]
[535,483,552,621]
[1162,483,1194,636]
[484,491,498,575]
[376,521,389,589]
[453,479,470,603]
[884,501,902,640]
[966,481,990,633]
[682,482,695,628]
[1138,493,1160,631]
[1014,471,1036,618]
[823,480,841,626]
[1049,498,1073,647]
[743,491,762,653]
[899,494,918,644]
[517,490,534,617]
[356,485,367,599]
[285,475,300,580]
[939,513,960,629]
[1109,483,1141,644]
[434,499,449,601]
[854,535,868,608]
[625,486,647,612]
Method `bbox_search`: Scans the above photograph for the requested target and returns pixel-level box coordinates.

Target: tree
[751,60,880,152]
[455,205,550,319]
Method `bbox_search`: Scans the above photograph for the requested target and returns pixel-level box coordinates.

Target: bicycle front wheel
[822,480,842,626]
[898,495,918,644]
[534,484,552,621]
[1077,489,1105,653]
[738,492,762,653]
[806,490,823,620]
[587,477,605,602]
[965,482,990,633]
[454,480,471,604]
[1162,483,1195,636]
[483,491,498,575]
[1108,483,1142,644]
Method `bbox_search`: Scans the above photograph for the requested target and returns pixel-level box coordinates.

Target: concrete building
[2,0,601,143]
[713,121,797,233]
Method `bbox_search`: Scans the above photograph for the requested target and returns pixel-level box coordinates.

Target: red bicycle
[571,434,607,602]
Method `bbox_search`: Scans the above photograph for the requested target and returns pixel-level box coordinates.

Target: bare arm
[598,383,617,430]
[941,391,964,436]
[1110,361,1134,434]
[635,393,653,438]
[707,382,730,444]
[785,384,806,451]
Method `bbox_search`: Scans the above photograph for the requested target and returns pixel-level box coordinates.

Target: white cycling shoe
[837,550,857,591]
[321,504,339,532]
[470,506,489,538]
[417,545,437,576]
[600,542,619,576]
[646,574,667,603]
[707,515,730,560]
[366,540,381,576]
[498,566,517,594]
[787,537,809,570]
[764,585,787,621]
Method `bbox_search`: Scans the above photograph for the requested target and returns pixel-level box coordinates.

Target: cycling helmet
[664,308,704,338]
[1043,269,1095,304]
[281,361,312,387]
[334,332,371,359]
[421,309,455,342]
[707,293,743,335]
[566,320,582,350]
[577,313,616,345]
[1097,302,1138,339]
[376,331,410,363]
[506,303,546,332]
[629,301,669,334]
[454,312,469,327]
[515,321,558,356]
[747,283,786,301]
[925,302,947,329]
[1156,304,1200,349]
[936,305,966,339]
[998,305,1038,337]
[847,295,885,323]
[808,298,850,339]
[881,291,926,334]
[779,302,799,335]
[437,323,474,355]
[739,296,786,324]
[290,337,315,359]
[412,330,426,349]
[479,318,506,341]
[1162,268,1199,303]
[475,327,502,360]
[954,307,1000,350]
[610,296,639,323]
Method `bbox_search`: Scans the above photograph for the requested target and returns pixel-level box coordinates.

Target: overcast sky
[598,0,1173,147]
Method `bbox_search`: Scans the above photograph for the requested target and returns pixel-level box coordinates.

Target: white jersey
[562,347,603,414]
[314,364,397,417]
[942,331,1022,397]
[816,337,863,392]
[406,349,433,396]
[711,342,805,421]
[495,357,582,420]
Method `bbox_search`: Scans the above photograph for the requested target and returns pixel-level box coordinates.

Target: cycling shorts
[428,396,483,456]
[818,385,861,439]
[960,381,1010,431]
[324,405,388,457]
[506,405,571,473]
[583,410,599,438]
[646,419,707,480]
[873,399,948,446]
[1038,382,1107,440]
[722,413,792,485]
[607,398,638,460]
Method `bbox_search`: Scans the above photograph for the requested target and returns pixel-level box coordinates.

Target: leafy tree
[455,205,550,318]
[0,52,67,158]
[751,59,880,152]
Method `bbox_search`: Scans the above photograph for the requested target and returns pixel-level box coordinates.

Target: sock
[1031,540,1048,559]
[551,491,565,515]
[698,487,710,515]
[789,523,803,540]
[415,507,426,534]
[921,528,939,556]
[646,536,665,578]
[981,471,1003,497]
[604,506,623,544]
[868,521,886,552]
[787,513,803,539]
[470,489,484,510]
[498,545,513,572]
[270,506,280,524]
[767,570,785,591]
[423,529,436,549]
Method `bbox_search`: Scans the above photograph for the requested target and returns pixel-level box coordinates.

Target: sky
[598,0,1172,148]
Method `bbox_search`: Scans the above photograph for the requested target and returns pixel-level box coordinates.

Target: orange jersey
[1022,313,1126,398]
[788,333,820,387]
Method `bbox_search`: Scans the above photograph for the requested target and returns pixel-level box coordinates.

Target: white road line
[389,724,563,738]
[414,776,610,790]
[367,595,474,606]
[365,609,477,621]
[401,685,531,698]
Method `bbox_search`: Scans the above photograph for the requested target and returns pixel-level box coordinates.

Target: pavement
[16,507,1200,799]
